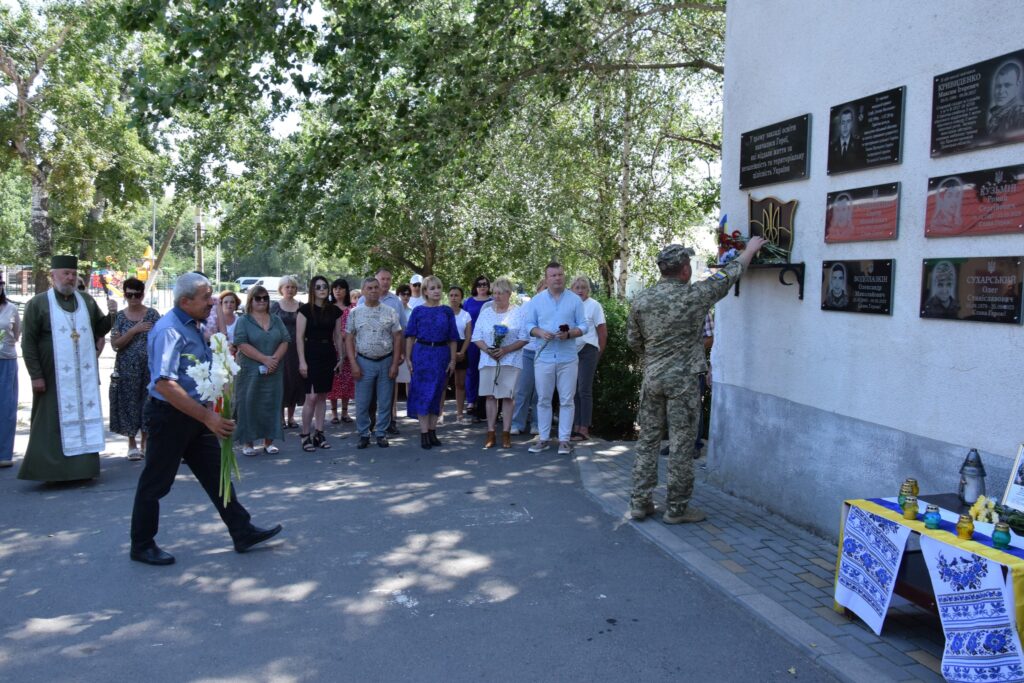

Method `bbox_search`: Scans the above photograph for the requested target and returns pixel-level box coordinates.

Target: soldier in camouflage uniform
[626,237,765,524]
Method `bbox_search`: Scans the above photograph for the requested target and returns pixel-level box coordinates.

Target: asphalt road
[1,410,836,682]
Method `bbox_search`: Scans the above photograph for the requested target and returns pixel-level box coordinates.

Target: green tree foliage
[122,0,725,291]
[0,0,164,285]
[591,294,641,438]
[0,163,31,263]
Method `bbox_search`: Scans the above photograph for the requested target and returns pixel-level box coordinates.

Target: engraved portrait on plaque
[827,88,904,175]
[920,257,1023,324]
[926,165,1024,237]
[932,49,1024,157]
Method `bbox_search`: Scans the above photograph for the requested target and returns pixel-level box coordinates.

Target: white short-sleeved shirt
[452,308,472,340]
[472,305,526,369]
[576,297,606,350]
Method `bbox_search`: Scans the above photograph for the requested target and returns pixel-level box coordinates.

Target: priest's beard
[54,283,75,296]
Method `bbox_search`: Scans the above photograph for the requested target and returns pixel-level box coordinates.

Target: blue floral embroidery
[936,552,989,592]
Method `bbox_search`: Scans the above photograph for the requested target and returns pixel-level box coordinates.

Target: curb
[573,447,897,683]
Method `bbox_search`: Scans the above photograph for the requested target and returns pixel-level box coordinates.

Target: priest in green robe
[19,256,116,482]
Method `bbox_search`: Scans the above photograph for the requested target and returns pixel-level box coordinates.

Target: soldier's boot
[663,505,706,525]
[629,500,657,521]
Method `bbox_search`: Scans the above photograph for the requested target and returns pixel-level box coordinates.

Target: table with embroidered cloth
[834,498,1024,682]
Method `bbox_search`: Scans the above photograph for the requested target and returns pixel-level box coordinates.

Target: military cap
[655,244,695,268]
[50,255,78,270]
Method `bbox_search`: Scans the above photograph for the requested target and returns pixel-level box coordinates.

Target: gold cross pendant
[70,330,80,342]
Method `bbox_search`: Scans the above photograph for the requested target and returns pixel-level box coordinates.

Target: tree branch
[662,131,721,153]
[578,59,723,75]
[27,24,74,87]
[618,2,727,20]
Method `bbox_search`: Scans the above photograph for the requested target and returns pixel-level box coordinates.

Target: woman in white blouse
[471,277,528,449]
[570,276,607,441]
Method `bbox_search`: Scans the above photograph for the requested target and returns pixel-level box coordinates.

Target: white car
[235,277,260,293]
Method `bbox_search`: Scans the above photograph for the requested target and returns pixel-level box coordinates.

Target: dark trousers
[130,399,253,551]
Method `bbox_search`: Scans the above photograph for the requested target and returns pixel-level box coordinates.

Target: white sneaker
[557,441,572,455]
[528,440,550,453]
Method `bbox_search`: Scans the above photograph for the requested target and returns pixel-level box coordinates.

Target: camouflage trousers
[631,373,700,516]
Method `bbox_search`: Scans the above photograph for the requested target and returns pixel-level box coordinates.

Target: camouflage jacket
[626,261,744,378]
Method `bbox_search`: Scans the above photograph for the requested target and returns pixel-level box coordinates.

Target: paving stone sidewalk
[573,441,946,683]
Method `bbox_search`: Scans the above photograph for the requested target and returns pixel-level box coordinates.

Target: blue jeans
[355,356,394,438]
[511,348,539,432]
[0,358,16,462]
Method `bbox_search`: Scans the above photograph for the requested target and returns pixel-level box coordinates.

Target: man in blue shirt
[524,261,587,455]
[129,272,282,566]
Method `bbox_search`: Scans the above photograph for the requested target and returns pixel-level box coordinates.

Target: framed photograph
[1001,444,1024,512]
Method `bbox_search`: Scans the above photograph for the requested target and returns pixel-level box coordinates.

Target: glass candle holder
[993,522,1011,550]
[923,505,941,530]
[956,514,975,541]
[903,496,918,520]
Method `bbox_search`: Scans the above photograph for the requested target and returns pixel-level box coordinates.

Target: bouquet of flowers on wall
[717,214,789,265]
[185,332,242,506]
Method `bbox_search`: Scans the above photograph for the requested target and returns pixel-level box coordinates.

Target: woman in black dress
[297,275,342,451]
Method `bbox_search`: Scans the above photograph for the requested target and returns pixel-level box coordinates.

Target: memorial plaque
[821,260,893,315]
[931,49,1024,157]
[926,165,1024,237]
[826,183,900,243]
[739,114,811,189]
[827,87,905,175]
[920,257,1023,324]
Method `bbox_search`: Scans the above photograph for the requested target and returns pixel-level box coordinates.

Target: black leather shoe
[376,436,390,448]
[420,433,432,450]
[386,423,399,436]
[428,429,441,447]
[234,524,283,553]
[130,545,175,566]
[357,436,370,449]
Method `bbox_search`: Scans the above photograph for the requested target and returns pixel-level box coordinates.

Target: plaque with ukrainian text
[826,183,900,243]
[931,49,1024,157]
[920,257,1023,324]
[739,114,811,189]
[827,88,904,175]
[821,260,893,315]
[925,165,1024,237]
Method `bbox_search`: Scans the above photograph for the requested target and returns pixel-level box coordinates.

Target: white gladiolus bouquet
[185,333,241,505]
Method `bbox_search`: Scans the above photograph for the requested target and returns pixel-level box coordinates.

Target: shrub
[218,282,240,293]
[591,294,642,440]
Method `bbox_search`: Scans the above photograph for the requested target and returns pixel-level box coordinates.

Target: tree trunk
[615,72,634,299]
[30,165,53,292]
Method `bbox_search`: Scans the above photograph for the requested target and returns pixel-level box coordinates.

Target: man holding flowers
[129,272,282,566]
[627,238,764,525]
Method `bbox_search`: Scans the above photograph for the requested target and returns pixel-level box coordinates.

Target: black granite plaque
[926,165,1024,237]
[931,49,1024,157]
[920,257,1023,324]
[739,114,811,189]
[827,88,904,175]
[825,183,900,243]
[821,260,893,314]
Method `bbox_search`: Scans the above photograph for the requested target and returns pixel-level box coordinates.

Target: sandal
[242,445,257,456]
[341,414,353,423]
[127,448,143,461]
[314,430,331,449]
[285,421,300,429]
[330,416,341,424]
[301,434,316,452]
[570,432,587,442]
[265,444,280,455]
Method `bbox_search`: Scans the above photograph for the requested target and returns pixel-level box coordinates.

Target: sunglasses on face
[253,295,270,302]
[314,284,328,290]
[124,291,143,299]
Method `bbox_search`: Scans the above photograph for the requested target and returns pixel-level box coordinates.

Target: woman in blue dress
[462,275,492,422]
[404,275,459,450]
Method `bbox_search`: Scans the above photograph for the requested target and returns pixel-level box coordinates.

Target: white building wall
[712,0,1024,537]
